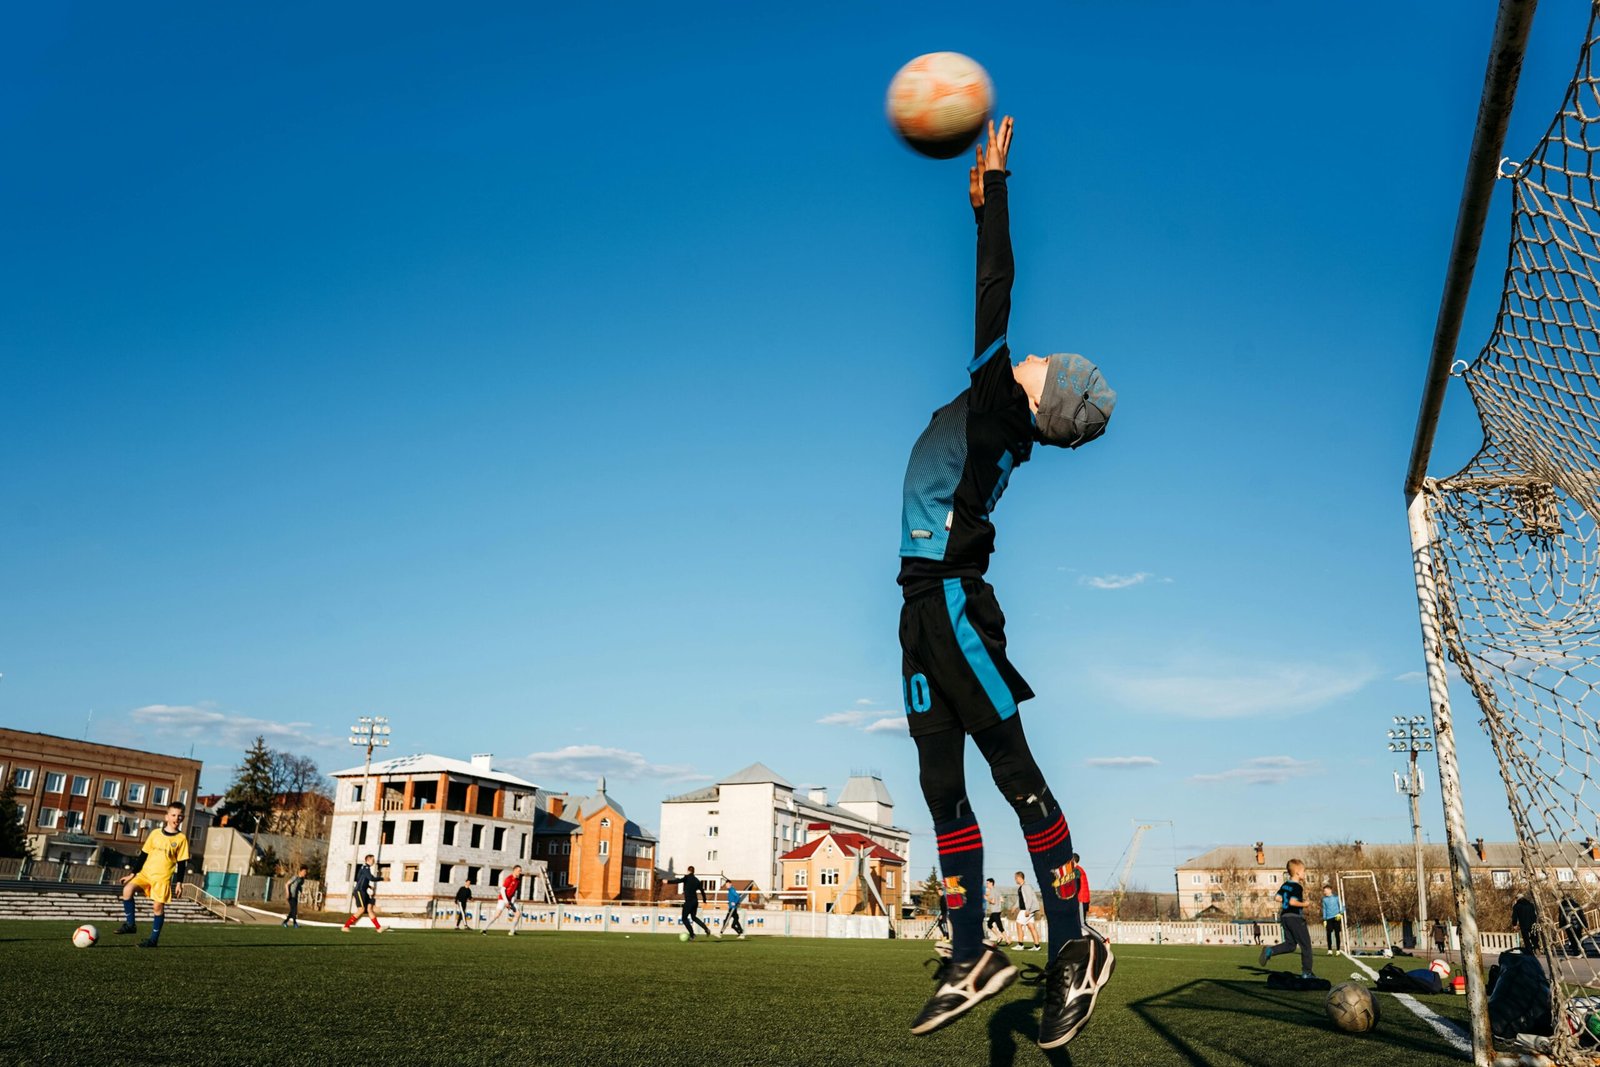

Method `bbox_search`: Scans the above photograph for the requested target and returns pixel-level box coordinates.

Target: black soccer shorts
[900,578,1034,737]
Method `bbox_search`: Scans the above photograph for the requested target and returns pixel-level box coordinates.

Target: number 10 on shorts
[904,672,932,714]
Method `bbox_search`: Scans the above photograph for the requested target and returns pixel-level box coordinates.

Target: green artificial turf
[0,921,1471,1066]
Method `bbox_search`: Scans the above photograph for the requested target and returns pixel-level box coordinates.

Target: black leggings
[914,716,1055,824]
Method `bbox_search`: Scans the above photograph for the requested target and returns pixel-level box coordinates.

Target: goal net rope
[1423,5,1600,1057]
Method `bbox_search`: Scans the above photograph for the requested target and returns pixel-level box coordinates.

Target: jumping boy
[899,117,1117,1048]
[481,865,523,935]
[116,801,191,948]
[341,854,383,932]
[1259,859,1314,977]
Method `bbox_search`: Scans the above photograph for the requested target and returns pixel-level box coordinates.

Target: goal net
[1420,5,1600,1058]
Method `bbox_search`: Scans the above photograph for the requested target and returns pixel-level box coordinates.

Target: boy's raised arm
[971,116,1014,377]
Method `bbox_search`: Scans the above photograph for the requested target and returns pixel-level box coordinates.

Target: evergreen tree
[0,779,32,859]
[221,736,275,834]
[919,866,943,915]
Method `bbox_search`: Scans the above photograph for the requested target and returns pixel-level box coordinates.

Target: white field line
[1342,951,1472,1058]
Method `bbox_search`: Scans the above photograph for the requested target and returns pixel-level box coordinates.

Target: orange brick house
[777,823,904,915]
[534,778,656,903]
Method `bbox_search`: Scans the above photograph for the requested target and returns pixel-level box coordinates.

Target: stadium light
[1387,715,1434,926]
[350,716,392,878]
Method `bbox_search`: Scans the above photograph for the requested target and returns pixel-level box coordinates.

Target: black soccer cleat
[137,938,159,949]
[1033,936,1116,1049]
[910,946,1018,1036]
[114,922,137,935]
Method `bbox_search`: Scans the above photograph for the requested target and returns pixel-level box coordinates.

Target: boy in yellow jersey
[116,801,191,948]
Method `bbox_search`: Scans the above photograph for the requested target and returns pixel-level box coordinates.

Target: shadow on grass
[1128,978,1455,1067]
[985,987,1073,1067]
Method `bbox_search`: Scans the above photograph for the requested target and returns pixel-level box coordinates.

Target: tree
[919,867,943,915]
[220,736,275,834]
[0,779,32,860]
[265,750,330,836]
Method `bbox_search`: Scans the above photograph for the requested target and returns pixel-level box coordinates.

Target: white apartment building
[327,753,548,913]
[657,763,911,900]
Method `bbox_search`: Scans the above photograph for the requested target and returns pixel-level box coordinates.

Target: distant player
[116,801,191,948]
[719,881,746,940]
[665,866,712,940]
[1011,871,1042,952]
[1259,859,1314,978]
[283,865,307,928]
[454,877,474,931]
[1321,884,1344,954]
[897,118,1116,1046]
[984,878,1005,943]
[1072,853,1091,930]
[481,865,523,935]
[341,854,384,932]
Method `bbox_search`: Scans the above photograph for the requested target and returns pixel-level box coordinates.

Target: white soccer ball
[885,52,993,159]
[1429,958,1451,979]
[72,924,98,949]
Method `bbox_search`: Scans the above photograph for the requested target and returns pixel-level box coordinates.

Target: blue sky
[3,1,1591,894]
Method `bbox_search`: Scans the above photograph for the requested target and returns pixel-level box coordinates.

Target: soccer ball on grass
[679,932,689,942]
[72,924,98,949]
[1326,982,1380,1033]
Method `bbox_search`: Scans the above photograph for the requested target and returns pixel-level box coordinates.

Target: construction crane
[1108,819,1175,920]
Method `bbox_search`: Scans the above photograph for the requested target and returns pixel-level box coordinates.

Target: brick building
[0,728,201,866]
[776,823,905,915]
[534,778,656,903]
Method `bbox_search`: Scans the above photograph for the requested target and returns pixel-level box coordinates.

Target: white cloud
[818,707,904,733]
[1084,755,1159,769]
[1099,660,1375,719]
[1393,671,1425,684]
[501,745,701,785]
[129,703,335,750]
[1190,756,1318,786]
[1081,572,1156,590]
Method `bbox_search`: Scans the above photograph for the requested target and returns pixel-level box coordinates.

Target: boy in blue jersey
[1321,884,1343,954]
[900,117,1117,1049]
[1259,859,1315,977]
[719,882,746,940]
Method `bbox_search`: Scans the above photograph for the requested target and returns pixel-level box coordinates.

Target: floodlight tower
[1389,715,1434,925]
[349,716,391,873]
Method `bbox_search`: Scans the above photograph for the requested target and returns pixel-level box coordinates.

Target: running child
[898,117,1117,1047]
[720,881,746,940]
[341,854,383,932]
[1259,859,1314,977]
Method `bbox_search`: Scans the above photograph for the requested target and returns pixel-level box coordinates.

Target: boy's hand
[983,115,1013,174]
[969,142,985,208]
[119,873,133,885]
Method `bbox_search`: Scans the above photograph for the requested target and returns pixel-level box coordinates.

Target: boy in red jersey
[481,864,523,936]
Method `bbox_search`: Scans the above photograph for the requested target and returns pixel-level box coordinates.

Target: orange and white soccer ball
[885,52,993,159]
[72,924,98,948]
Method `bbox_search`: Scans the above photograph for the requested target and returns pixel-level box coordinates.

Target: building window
[95,814,113,834]
[600,817,610,828]
[351,783,364,804]
[43,772,65,794]
[408,820,424,845]
[820,869,839,886]
[470,824,483,849]
[65,811,84,832]
[443,820,457,845]
[599,840,609,856]
[467,865,481,884]
[520,833,527,860]
[403,864,419,883]
[152,787,169,806]
[358,821,369,845]
[794,869,807,887]
[1190,874,1201,885]
[100,780,120,802]
[127,782,146,804]
[11,768,33,790]
[70,776,91,797]
[381,820,395,845]
[440,864,454,884]
[886,870,896,888]
[707,826,719,837]
[492,827,506,852]
[707,850,717,862]
[1558,868,1576,883]
[490,868,503,887]
[562,843,571,856]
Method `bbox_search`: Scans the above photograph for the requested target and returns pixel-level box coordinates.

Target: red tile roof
[780,830,903,864]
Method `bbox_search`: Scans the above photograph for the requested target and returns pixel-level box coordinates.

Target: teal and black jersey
[1278,879,1304,915]
[899,170,1034,593]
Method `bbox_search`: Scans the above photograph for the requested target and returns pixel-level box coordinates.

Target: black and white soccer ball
[1326,981,1380,1033]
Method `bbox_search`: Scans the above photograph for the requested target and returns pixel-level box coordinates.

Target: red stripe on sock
[939,841,983,855]
[936,826,982,846]
[1027,823,1070,853]
[1024,815,1067,844]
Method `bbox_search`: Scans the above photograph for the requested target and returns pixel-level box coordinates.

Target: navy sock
[1023,807,1082,961]
[123,898,136,926]
[935,816,986,962]
[150,914,164,942]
